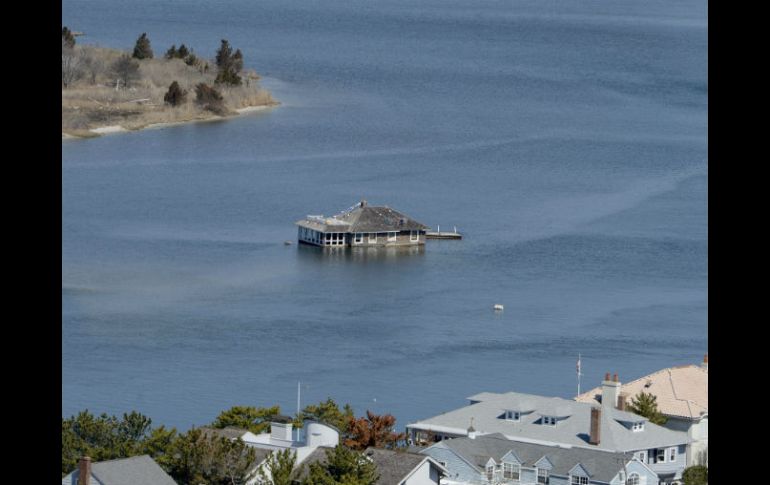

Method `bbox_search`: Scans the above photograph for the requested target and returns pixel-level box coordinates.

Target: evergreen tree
[682,465,708,485]
[62,26,76,48]
[211,405,281,434]
[132,32,154,59]
[303,445,379,485]
[167,428,259,485]
[164,44,178,59]
[177,44,190,58]
[626,391,668,425]
[298,398,355,434]
[214,39,243,85]
[164,81,188,106]
[259,449,298,485]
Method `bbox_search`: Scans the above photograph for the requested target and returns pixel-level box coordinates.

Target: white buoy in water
[284,240,293,245]
[493,304,504,311]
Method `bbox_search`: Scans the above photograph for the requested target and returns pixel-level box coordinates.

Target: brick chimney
[617,392,627,411]
[601,372,620,409]
[589,408,601,445]
[78,456,91,485]
[701,353,708,370]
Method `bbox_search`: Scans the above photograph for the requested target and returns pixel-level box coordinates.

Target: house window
[486,464,495,482]
[354,233,363,244]
[537,469,549,484]
[637,451,646,463]
[626,473,640,485]
[632,422,644,432]
[504,411,520,421]
[570,476,588,485]
[388,231,397,241]
[668,447,677,462]
[368,233,376,243]
[410,230,418,241]
[655,448,666,463]
[542,416,556,426]
[502,463,519,479]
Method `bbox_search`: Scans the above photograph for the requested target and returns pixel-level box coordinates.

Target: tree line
[62,398,404,485]
[62,27,249,115]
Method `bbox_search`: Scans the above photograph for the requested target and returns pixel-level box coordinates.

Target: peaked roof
[363,447,447,485]
[425,433,642,483]
[296,202,429,233]
[575,364,708,420]
[407,391,689,452]
[62,455,177,485]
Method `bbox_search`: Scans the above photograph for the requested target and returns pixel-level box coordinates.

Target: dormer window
[542,416,557,426]
[632,421,644,432]
[504,410,521,421]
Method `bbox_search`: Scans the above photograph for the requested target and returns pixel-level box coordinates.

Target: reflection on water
[296,243,425,264]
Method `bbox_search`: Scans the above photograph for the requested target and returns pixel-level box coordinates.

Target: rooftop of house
[575,362,708,420]
[424,433,650,484]
[61,455,178,485]
[296,201,429,233]
[295,446,447,485]
[407,391,690,453]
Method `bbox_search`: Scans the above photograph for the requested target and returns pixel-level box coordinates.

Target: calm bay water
[62,0,707,431]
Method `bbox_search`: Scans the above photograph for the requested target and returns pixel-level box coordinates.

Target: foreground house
[406,391,689,484]
[204,416,341,485]
[296,200,429,247]
[297,446,449,485]
[575,358,708,466]
[62,455,177,485]
[420,432,659,485]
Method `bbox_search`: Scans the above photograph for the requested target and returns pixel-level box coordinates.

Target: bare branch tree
[62,39,83,88]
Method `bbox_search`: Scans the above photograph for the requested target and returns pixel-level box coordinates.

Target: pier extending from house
[425,225,462,240]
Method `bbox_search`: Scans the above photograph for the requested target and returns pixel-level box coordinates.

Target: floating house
[296,200,429,247]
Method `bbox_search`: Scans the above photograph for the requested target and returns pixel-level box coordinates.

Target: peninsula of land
[62,29,279,138]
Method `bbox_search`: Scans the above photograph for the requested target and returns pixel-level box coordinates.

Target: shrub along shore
[62,29,279,138]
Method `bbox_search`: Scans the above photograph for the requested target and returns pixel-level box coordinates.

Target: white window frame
[505,410,520,422]
[542,416,556,426]
[387,231,397,242]
[354,233,363,244]
[410,230,418,241]
[626,472,640,485]
[537,468,549,484]
[502,462,519,480]
[486,464,495,482]
[668,446,677,462]
[655,448,666,463]
[570,475,588,485]
[632,422,644,432]
[368,233,377,243]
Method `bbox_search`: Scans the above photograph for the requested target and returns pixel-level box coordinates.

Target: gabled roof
[424,433,646,483]
[407,391,689,452]
[575,364,708,420]
[62,455,178,485]
[200,426,251,440]
[363,447,448,485]
[296,202,429,233]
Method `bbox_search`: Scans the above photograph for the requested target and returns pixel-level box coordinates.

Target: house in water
[575,358,708,467]
[405,391,690,485]
[297,446,449,485]
[420,432,659,485]
[296,200,429,247]
[62,455,178,485]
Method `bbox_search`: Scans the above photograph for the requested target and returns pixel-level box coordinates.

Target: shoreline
[62,103,278,140]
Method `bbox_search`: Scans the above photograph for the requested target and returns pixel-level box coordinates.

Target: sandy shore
[62,104,276,140]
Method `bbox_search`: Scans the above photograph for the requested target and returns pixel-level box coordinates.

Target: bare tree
[110,54,141,89]
[80,47,105,85]
[62,39,83,88]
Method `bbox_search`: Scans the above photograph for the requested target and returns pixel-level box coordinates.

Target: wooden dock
[425,226,462,240]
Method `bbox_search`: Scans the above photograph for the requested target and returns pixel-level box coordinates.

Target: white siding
[404,461,441,485]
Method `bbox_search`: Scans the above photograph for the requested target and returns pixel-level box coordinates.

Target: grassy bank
[62,43,278,138]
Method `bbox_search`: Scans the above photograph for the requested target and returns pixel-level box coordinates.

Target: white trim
[410,230,419,242]
[368,233,377,243]
[667,446,677,462]
[387,231,397,242]
[353,233,363,245]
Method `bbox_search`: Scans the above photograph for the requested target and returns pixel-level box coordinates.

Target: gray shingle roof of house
[426,433,636,483]
[62,455,178,485]
[293,447,444,485]
[363,447,440,485]
[200,426,251,440]
[407,391,690,452]
[296,203,429,233]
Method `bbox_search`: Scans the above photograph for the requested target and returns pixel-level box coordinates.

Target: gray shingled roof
[294,447,442,485]
[62,455,178,485]
[427,433,634,483]
[407,391,690,452]
[296,203,429,233]
[200,426,251,440]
